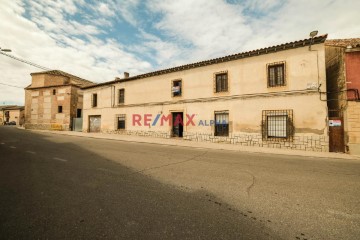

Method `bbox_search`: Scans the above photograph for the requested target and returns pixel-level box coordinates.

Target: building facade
[325,39,360,154]
[82,35,330,152]
[24,70,93,131]
[0,105,25,125]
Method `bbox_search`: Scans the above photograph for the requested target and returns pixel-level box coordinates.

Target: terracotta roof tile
[83,34,328,90]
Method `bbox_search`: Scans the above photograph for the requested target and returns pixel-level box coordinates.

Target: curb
[23,128,360,161]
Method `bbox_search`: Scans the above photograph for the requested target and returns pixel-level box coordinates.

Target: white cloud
[1,0,359,106]
[147,0,253,63]
[98,2,115,16]
[0,0,151,105]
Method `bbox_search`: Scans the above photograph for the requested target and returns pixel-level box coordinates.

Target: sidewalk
[24,128,359,160]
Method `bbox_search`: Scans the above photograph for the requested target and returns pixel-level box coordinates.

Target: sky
[0,0,359,105]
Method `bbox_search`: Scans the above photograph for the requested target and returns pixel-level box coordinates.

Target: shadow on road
[0,127,278,239]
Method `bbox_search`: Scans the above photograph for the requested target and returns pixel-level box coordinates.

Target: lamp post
[0,47,12,52]
[309,30,318,51]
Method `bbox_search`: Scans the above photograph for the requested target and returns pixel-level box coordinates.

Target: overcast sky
[0,0,359,105]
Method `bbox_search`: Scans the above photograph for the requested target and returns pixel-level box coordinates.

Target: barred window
[118,89,125,104]
[215,112,229,136]
[262,110,294,141]
[117,114,126,130]
[268,63,285,87]
[215,73,228,92]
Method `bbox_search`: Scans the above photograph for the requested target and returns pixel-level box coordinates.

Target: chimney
[115,77,121,80]
[124,72,130,78]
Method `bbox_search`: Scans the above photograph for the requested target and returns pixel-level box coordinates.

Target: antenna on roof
[309,30,318,51]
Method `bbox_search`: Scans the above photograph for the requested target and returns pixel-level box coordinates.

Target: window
[117,114,126,130]
[118,89,125,104]
[53,89,56,95]
[92,93,98,107]
[215,73,228,92]
[268,63,285,87]
[77,109,82,118]
[58,106,63,113]
[262,110,294,141]
[172,80,182,97]
[214,112,229,136]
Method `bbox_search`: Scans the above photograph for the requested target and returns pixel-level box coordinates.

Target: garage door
[89,115,101,133]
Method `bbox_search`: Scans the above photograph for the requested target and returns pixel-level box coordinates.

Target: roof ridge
[30,70,94,85]
[82,34,328,90]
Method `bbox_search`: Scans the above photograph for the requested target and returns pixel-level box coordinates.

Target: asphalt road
[0,126,276,240]
[0,126,359,240]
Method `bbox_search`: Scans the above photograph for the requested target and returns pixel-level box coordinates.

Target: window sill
[214,91,230,95]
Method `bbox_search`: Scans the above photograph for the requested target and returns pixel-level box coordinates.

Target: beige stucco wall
[0,109,24,125]
[83,43,329,151]
[8,109,24,125]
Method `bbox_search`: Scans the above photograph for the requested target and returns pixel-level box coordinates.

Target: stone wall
[102,129,171,139]
[25,123,70,131]
[99,129,329,152]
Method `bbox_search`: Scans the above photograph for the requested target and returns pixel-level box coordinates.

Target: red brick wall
[345,52,360,99]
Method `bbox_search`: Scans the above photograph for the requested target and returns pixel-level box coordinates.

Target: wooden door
[329,117,345,152]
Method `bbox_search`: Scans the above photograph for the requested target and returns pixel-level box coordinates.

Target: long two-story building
[82,35,330,152]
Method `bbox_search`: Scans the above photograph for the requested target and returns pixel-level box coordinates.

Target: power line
[0,51,51,70]
[0,82,24,89]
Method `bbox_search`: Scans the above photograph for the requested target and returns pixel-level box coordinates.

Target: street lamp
[0,47,12,52]
[309,30,318,51]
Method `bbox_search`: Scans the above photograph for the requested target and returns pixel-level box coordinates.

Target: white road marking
[9,146,16,149]
[53,157,68,162]
[26,151,36,154]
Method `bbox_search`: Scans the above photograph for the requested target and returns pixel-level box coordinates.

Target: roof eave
[82,34,328,90]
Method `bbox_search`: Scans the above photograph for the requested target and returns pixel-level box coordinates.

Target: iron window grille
[267,63,285,87]
[118,89,125,104]
[214,112,229,136]
[262,110,294,141]
[92,93,98,107]
[215,73,228,92]
[117,114,126,130]
[172,80,182,97]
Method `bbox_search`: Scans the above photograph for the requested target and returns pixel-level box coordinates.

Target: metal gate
[329,117,345,152]
[89,115,101,133]
[72,118,83,132]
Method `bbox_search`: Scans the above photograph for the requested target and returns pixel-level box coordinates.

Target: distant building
[0,105,25,125]
[24,70,94,131]
[325,38,360,155]
[82,35,331,152]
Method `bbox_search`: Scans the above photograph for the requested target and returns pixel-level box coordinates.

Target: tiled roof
[82,34,328,90]
[31,70,94,87]
[325,38,360,48]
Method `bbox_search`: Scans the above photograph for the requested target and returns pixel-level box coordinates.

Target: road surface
[0,126,359,239]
